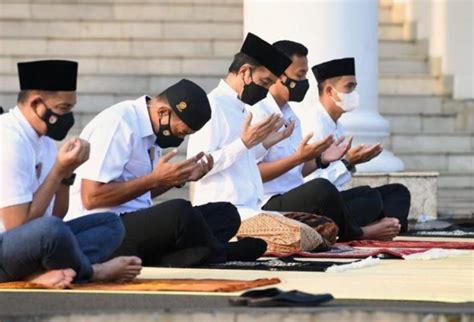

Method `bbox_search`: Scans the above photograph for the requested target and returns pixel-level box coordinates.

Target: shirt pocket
[126,159,152,179]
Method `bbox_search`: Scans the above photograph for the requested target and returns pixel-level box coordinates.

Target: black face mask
[39,104,75,141]
[239,71,269,106]
[283,75,310,102]
[154,114,184,148]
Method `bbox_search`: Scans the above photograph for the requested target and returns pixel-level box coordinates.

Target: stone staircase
[0,0,244,202]
[0,0,472,217]
[379,0,474,218]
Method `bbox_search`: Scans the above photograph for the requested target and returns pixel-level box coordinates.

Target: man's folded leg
[262,178,363,241]
[66,212,125,264]
[112,199,217,267]
[0,217,93,283]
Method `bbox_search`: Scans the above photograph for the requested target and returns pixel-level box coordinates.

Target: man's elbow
[81,193,99,210]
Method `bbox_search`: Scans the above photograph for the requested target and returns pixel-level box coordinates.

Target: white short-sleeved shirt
[0,107,57,233]
[252,94,305,204]
[304,101,352,190]
[186,80,267,214]
[65,96,161,220]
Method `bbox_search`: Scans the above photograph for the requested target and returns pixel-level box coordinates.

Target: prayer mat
[196,257,355,272]
[402,223,474,238]
[340,240,474,249]
[401,230,474,238]
[0,278,280,292]
[265,245,426,259]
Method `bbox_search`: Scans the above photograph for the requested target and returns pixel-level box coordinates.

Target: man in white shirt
[66,79,266,267]
[0,60,141,288]
[252,41,397,241]
[187,33,296,219]
[308,57,410,235]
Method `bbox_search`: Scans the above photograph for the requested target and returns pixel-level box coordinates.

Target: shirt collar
[217,79,246,112]
[134,95,155,138]
[11,106,41,145]
[265,93,293,116]
[317,101,338,131]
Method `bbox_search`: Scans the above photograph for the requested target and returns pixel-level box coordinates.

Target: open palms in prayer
[321,136,353,164]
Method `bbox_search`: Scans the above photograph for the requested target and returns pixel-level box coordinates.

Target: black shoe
[226,237,267,261]
[159,246,211,268]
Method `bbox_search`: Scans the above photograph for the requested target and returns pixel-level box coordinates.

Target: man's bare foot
[361,217,401,241]
[28,269,76,289]
[92,256,142,282]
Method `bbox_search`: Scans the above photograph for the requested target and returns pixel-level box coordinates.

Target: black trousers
[112,199,240,266]
[341,184,410,232]
[262,178,363,241]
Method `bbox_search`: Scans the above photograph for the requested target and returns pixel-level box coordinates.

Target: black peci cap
[163,79,211,131]
[240,33,292,77]
[312,57,355,84]
[18,60,78,91]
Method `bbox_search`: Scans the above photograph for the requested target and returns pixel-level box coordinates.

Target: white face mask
[331,88,360,112]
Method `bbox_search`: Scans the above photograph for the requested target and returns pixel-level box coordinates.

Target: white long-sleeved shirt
[187,80,267,216]
[251,94,305,205]
[304,101,352,190]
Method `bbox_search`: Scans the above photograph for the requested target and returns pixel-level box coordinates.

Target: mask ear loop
[242,66,254,86]
[158,110,171,136]
[329,86,342,105]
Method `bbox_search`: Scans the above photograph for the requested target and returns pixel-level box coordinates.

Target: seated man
[0,60,141,288]
[306,57,410,235]
[187,33,362,241]
[65,79,265,267]
[252,41,401,241]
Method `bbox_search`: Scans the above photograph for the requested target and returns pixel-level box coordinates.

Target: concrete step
[379,40,426,59]
[0,20,242,40]
[28,0,242,4]
[0,56,230,76]
[154,186,191,203]
[378,22,414,41]
[379,0,393,8]
[0,38,240,58]
[438,173,474,189]
[385,114,457,134]
[0,74,222,95]
[2,55,428,76]
[378,2,405,24]
[0,2,242,22]
[397,153,474,173]
[379,75,450,96]
[391,134,473,154]
[379,95,445,115]
[438,188,474,219]
[379,57,429,75]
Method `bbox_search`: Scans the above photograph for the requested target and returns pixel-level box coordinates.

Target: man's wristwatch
[341,159,356,174]
[315,156,329,169]
[61,173,76,186]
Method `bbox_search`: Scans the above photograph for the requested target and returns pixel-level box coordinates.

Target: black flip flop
[229,287,334,307]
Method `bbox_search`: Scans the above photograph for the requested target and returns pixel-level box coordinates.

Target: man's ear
[29,94,43,111]
[324,82,333,96]
[239,64,252,83]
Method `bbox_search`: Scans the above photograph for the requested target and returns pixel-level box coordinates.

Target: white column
[244,0,404,172]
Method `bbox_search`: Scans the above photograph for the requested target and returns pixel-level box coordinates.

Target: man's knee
[370,188,384,215]
[307,178,340,201]
[100,212,125,247]
[30,216,66,238]
[395,184,411,202]
[35,217,73,247]
[164,199,196,223]
[209,202,240,227]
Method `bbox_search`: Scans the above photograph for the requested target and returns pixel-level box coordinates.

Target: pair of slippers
[229,287,334,307]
